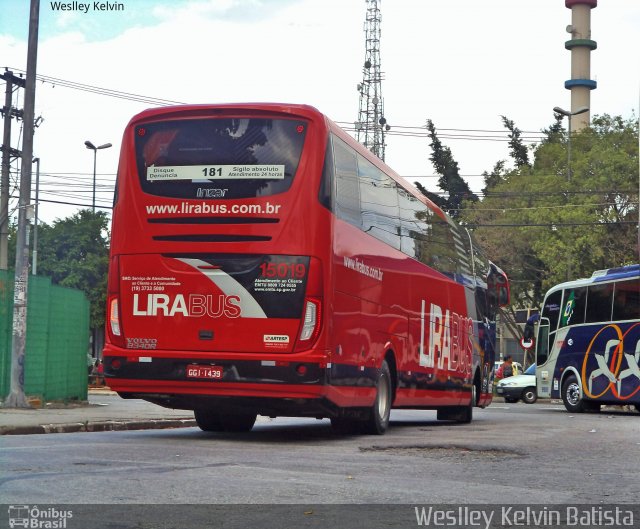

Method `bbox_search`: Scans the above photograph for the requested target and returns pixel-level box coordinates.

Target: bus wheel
[437,385,474,423]
[330,417,359,434]
[522,387,537,404]
[561,375,585,413]
[194,409,223,432]
[219,412,257,432]
[583,401,601,412]
[362,360,392,435]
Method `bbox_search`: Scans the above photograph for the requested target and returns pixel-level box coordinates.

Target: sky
[1,0,639,224]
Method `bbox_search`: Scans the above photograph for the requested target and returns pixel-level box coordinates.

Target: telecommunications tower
[355,0,389,161]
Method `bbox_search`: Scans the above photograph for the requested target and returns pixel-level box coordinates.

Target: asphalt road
[2,402,639,504]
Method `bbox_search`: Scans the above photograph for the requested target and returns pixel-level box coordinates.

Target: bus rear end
[103,104,333,430]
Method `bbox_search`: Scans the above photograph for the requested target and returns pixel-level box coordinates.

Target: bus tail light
[106,294,125,348]
[106,256,125,348]
[109,298,121,337]
[294,257,323,352]
[295,297,322,351]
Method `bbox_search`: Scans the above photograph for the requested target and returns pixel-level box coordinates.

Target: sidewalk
[0,388,196,435]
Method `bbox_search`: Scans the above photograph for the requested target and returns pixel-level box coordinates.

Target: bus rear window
[135,117,307,199]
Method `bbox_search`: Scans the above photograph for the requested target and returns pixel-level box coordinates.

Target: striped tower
[564,0,597,130]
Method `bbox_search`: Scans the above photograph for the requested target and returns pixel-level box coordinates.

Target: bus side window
[541,290,562,335]
[559,287,586,328]
[612,279,640,321]
[358,155,400,250]
[333,137,361,228]
[585,283,614,323]
[319,137,334,211]
[398,188,424,260]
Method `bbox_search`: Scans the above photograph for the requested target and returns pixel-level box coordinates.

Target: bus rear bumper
[103,351,377,414]
[106,378,376,419]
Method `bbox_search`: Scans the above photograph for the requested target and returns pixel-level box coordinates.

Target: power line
[452,202,630,213]
[468,221,637,228]
[3,68,551,142]
[35,197,112,210]
[7,67,186,106]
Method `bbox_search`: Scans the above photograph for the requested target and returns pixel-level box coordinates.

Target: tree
[34,210,110,330]
[501,115,530,168]
[463,113,638,309]
[481,160,507,196]
[424,119,477,217]
[413,181,447,210]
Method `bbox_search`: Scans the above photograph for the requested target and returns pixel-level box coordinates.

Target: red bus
[103,103,509,434]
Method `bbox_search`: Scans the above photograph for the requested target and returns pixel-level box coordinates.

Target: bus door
[536,317,551,398]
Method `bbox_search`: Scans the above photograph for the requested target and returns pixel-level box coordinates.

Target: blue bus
[531,265,640,412]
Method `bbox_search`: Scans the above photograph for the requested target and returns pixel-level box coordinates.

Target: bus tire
[195,409,257,432]
[330,417,359,434]
[522,387,538,404]
[362,360,392,435]
[194,409,224,432]
[561,374,585,413]
[219,412,257,432]
[437,385,474,423]
[583,401,601,413]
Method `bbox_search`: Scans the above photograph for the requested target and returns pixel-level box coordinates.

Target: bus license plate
[186,365,223,380]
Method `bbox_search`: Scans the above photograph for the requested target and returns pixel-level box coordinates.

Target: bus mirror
[520,322,535,350]
[497,283,510,307]
[488,262,510,308]
[523,323,534,341]
[493,273,510,307]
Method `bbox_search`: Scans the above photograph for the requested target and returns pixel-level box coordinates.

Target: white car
[496,364,537,404]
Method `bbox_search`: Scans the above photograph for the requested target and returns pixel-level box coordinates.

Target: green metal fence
[0,270,90,401]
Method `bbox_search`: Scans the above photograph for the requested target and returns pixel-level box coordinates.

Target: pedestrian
[496,355,516,379]
[96,360,105,386]
[502,355,515,378]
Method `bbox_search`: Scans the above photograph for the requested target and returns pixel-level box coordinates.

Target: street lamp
[552,106,589,181]
[84,140,112,212]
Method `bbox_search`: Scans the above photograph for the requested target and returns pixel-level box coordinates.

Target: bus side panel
[548,322,640,405]
[327,289,376,407]
[397,278,473,408]
[332,219,474,409]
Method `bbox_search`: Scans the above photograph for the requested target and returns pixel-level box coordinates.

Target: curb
[0,418,197,436]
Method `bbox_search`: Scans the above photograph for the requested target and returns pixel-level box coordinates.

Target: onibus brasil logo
[8,506,73,528]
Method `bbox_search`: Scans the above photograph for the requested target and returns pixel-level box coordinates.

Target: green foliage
[501,115,530,168]
[482,160,507,196]
[425,119,477,217]
[413,181,447,210]
[33,210,110,330]
[463,113,639,309]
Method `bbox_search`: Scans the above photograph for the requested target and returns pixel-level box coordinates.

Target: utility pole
[32,157,39,275]
[0,70,25,270]
[4,0,40,408]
